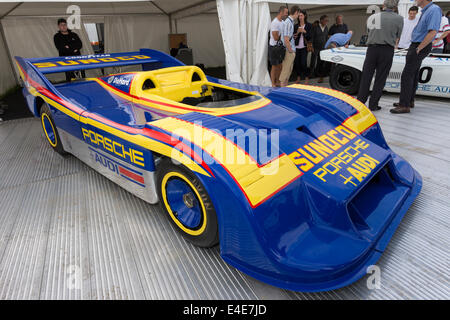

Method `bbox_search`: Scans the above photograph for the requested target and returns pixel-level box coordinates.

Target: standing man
[397,6,419,49]
[279,6,300,87]
[54,18,84,82]
[269,6,289,87]
[310,15,329,83]
[357,0,403,111]
[391,0,442,114]
[328,15,348,36]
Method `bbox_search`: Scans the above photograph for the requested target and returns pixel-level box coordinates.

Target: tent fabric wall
[307,10,369,47]
[176,14,225,68]
[0,29,16,96]
[217,0,271,86]
[2,17,97,82]
[104,14,169,73]
[104,14,169,53]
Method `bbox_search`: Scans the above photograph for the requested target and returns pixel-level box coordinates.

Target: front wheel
[40,103,67,155]
[329,64,361,95]
[156,159,219,248]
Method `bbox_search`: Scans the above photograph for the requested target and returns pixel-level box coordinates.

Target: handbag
[272,39,286,61]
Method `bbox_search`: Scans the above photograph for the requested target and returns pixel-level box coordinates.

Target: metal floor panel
[0,94,448,300]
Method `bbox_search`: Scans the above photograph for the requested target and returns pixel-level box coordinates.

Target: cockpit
[132,66,263,108]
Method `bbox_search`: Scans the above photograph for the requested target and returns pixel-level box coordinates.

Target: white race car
[321,46,450,98]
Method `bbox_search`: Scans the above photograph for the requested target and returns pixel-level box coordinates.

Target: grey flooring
[0,92,448,299]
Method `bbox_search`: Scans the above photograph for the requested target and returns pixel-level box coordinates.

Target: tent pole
[150,1,170,15]
[149,1,172,33]
[170,0,217,20]
[0,2,23,19]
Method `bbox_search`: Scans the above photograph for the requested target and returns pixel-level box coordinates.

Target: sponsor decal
[107,76,131,86]
[89,147,145,187]
[33,55,151,69]
[331,55,344,62]
[288,125,380,187]
[82,128,145,168]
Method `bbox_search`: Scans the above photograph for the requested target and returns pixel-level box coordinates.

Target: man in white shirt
[269,6,288,87]
[279,6,300,87]
[432,15,450,53]
[397,6,419,49]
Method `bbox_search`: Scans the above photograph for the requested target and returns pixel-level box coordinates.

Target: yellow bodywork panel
[287,84,377,134]
[150,117,303,207]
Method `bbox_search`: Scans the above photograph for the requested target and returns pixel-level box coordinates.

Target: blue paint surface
[15,50,422,292]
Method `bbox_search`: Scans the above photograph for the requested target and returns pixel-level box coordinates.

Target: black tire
[39,103,67,155]
[329,64,361,95]
[156,159,219,248]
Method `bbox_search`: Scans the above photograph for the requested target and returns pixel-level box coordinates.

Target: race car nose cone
[183,192,195,208]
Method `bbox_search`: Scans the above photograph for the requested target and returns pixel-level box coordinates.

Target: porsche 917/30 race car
[322,46,450,98]
[15,49,422,292]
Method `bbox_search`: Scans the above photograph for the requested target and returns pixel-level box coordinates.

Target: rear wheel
[156,159,219,248]
[329,64,361,95]
[40,103,66,155]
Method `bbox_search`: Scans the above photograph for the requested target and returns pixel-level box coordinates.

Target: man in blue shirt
[391,0,442,114]
[324,31,353,49]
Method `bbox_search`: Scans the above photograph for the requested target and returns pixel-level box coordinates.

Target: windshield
[196,95,262,108]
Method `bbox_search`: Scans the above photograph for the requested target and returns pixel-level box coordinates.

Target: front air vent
[388,72,402,80]
[142,79,156,90]
[191,72,201,82]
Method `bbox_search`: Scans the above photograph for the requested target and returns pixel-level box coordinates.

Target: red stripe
[162,117,302,208]
[96,78,212,113]
[17,63,214,177]
[17,63,84,114]
[118,166,145,184]
[142,127,215,177]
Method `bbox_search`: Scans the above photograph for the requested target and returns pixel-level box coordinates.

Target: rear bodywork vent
[347,162,409,240]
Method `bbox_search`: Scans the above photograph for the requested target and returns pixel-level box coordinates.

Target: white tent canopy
[0,0,222,95]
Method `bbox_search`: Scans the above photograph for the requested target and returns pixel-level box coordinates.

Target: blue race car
[15,49,422,292]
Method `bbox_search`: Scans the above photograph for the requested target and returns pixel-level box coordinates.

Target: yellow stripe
[287,84,377,134]
[151,117,302,207]
[80,115,210,177]
[17,69,209,176]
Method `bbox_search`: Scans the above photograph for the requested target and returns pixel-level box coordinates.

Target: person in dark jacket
[328,15,348,36]
[310,15,329,83]
[53,18,84,82]
[357,1,403,112]
[293,10,312,84]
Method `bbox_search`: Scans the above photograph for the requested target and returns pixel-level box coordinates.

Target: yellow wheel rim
[161,171,207,236]
[41,113,58,148]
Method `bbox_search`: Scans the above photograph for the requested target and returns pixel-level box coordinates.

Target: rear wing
[14,49,186,116]
[16,48,184,75]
